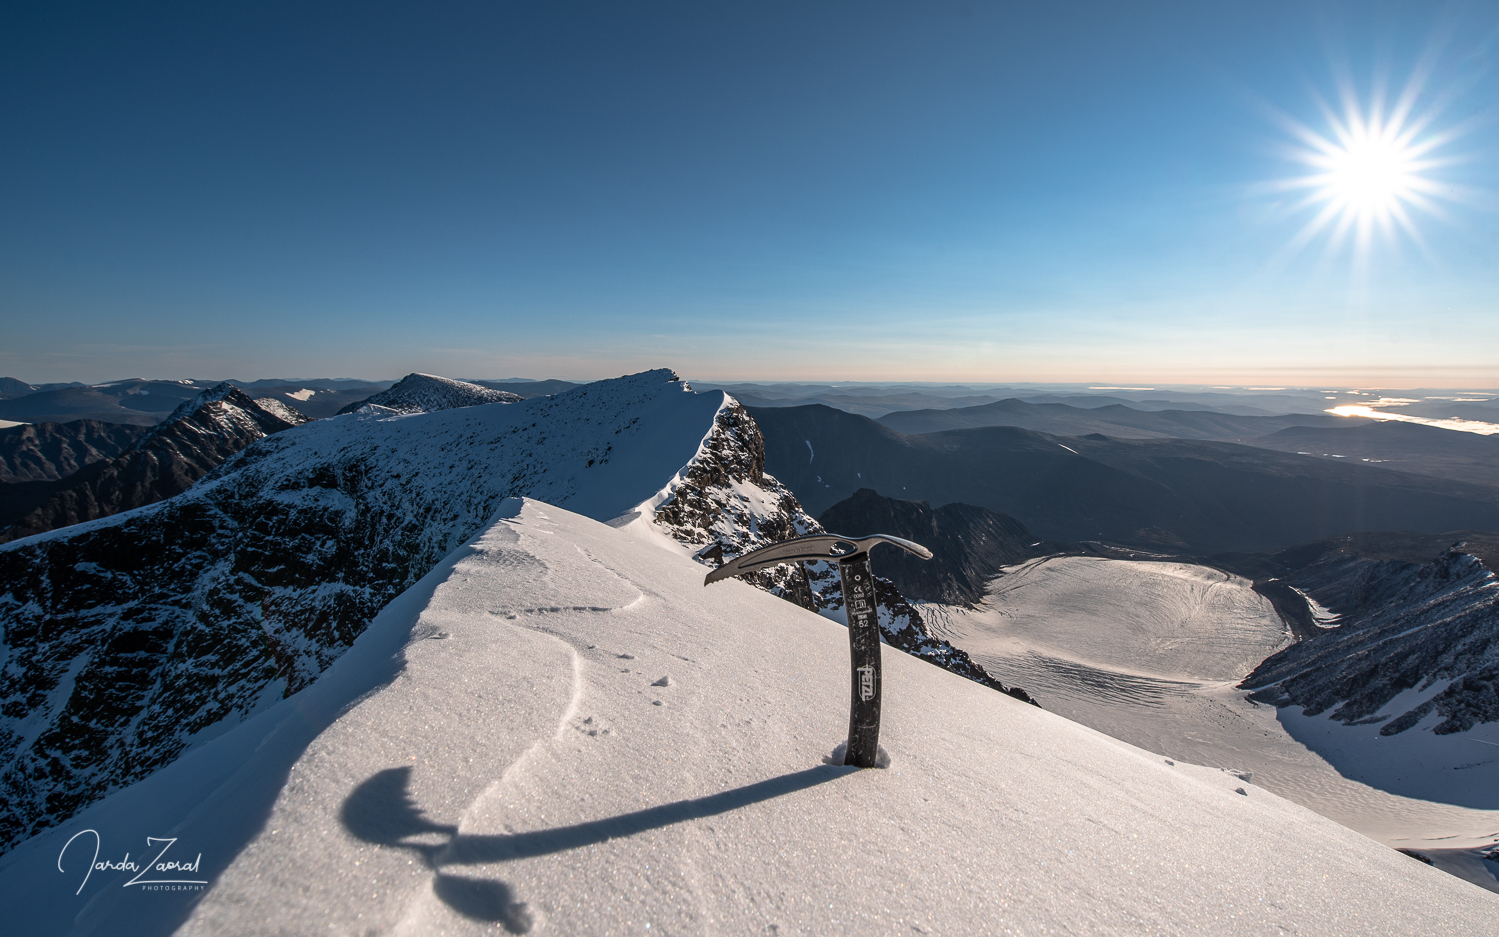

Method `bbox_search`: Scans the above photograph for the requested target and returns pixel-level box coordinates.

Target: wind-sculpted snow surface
[0,371,743,850]
[334,372,522,415]
[1243,547,1499,736]
[1,501,1494,935]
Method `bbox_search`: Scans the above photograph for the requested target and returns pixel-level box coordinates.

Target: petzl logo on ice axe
[703,533,932,768]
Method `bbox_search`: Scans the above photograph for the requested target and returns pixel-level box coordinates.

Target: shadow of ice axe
[704,533,932,768]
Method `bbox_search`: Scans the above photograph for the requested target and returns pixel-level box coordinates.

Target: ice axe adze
[703,533,932,768]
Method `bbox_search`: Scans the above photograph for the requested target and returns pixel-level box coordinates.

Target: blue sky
[2,1,1497,385]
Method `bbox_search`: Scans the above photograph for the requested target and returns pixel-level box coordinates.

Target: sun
[1322,134,1419,213]
[1269,79,1462,258]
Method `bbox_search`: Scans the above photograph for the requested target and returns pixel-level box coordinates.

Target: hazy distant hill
[234,381,391,419]
[0,385,306,542]
[470,378,582,397]
[1244,421,1499,489]
[749,404,1499,554]
[0,379,212,425]
[877,398,1366,440]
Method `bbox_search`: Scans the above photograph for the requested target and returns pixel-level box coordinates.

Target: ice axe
[703,534,932,768]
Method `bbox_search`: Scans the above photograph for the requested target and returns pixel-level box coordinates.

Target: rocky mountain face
[0,372,1035,853]
[251,397,312,426]
[1242,543,1499,737]
[0,385,306,543]
[653,405,1033,704]
[0,420,146,482]
[335,372,522,415]
[816,488,1043,606]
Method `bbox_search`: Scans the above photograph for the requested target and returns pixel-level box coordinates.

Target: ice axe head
[703,533,931,586]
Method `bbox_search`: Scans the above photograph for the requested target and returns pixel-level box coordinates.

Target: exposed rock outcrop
[662,408,1038,705]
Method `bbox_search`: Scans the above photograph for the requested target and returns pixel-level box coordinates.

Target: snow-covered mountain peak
[335,371,522,415]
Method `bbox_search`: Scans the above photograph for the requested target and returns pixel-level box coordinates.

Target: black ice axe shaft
[703,533,932,768]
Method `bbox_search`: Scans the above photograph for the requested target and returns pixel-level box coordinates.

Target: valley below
[921,555,1499,892]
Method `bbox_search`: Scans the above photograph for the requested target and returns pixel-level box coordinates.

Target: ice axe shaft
[702,533,931,768]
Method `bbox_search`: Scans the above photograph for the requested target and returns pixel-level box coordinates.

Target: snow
[924,556,1499,886]
[285,389,315,401]
[0,419,25,429]
[1289,585,1341,627]
[1,502,1494,934]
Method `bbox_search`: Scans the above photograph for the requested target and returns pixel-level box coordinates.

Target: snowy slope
[0,499,1492,936]
[334,372,523,414]
[923,556,1499,887]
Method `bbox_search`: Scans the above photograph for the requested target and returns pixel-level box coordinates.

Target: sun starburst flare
[1266,67,1473,261]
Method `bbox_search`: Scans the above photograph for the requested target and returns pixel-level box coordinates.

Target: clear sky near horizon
[2,1,1496,387]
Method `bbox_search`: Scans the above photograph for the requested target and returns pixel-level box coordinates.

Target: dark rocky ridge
[0,384,305,544]
[0,420,146,482]
[816,488,1044,607]
[1241,542,1499,737]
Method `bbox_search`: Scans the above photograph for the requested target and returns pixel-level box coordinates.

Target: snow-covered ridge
[2,500,1492,935]
[1,370,986,853]
[0,370,717,850]
[335,371,522,415]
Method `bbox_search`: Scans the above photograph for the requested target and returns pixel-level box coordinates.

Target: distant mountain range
[0,384,307,543]
[1242,420,1499,489]
[749,404,1499,554]
[0,376,592,424]
[876,397,1366,439]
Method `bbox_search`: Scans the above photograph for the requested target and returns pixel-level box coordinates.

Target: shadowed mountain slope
[0,420,146,482]
[749,404,1499,554]
[817,488,1043,606]
[1243,420,1499,490]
